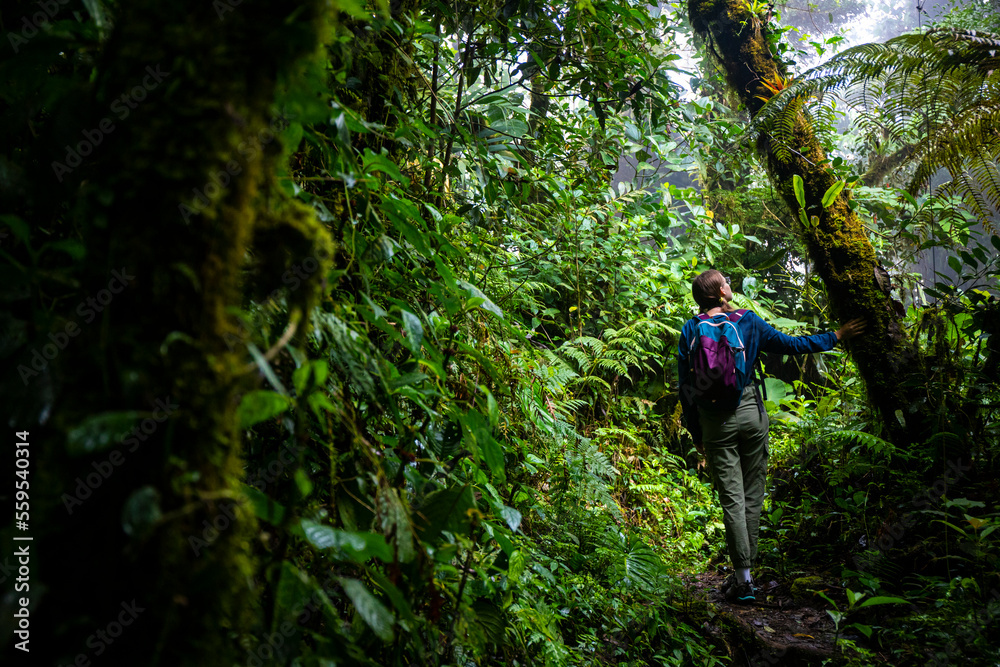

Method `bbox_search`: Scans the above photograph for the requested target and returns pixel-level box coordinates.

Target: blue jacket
[677,310,839,443]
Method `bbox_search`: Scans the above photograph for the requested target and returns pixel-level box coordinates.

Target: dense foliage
[1,0,999,665]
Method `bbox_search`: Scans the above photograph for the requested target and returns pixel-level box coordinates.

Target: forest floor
[690,569,852,666]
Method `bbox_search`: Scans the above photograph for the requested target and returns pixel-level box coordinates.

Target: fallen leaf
[793,633,814,639]
[763,625,775,633]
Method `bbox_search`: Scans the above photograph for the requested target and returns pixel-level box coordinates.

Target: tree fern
[751,28,1000,230]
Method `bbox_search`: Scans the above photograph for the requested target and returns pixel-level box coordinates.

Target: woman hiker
[677,269,866,603]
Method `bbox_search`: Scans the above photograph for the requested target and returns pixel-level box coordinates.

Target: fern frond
[749,29,1000,226]
[812,429,913,460]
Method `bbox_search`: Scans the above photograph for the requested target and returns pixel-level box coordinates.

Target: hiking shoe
[725,579,756,604]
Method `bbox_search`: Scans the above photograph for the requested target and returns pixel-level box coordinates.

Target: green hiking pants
[700,384,770,569]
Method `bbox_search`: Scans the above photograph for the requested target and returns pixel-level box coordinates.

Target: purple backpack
[686,310,749,410]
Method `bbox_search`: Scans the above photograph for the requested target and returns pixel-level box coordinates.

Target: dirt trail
[691,570,846,666]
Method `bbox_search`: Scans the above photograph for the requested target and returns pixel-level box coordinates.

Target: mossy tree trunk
[26,2,330,666]
[687,0,928,445]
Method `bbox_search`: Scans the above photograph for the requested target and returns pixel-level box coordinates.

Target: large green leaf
[67,411,144,455]
[237,390,291,429]
[272,561,312,635]
[793,174,806,208]
[378,487,416,562]
[414,485,477,539]
[821,180,846,208]
[400,310,423,352]
[339,578,394,641]
[763,378,789,403]
[299,519,393,562]
[241,484,287,525]
[457,280,503,319]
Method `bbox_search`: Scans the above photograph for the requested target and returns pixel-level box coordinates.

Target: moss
[249,199,337,318]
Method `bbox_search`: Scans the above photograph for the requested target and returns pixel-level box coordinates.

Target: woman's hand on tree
[836,318,867,341]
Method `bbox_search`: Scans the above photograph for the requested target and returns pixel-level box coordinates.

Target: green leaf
[624,121,641,142]
[378,487,416,562]
[486,389,499,428]
[362,149,411,186]
[414,485,477,539]
[121,485,161,538]
[339,577,394,641]
[460,409,505,479]
[499,505,522,532]
[457,280,503,319]
[852,623,873,638]
[482,434,506,479]
[294,468,313,497]
[299,519,393,562]
[472,600,505,645]
[400,310,423,352]
[246,343,288,395]
[0,213,32,248]
[486,119,529,137]
[368,569,418,628]
[484,520,514,554]
[241,484,287,524]
[293,364,311,396]
[67,411,145,455]
[272,561,312,634]
[456,341,501,383]
[821,180,845,208]
[508,549,526,582]
[237,390,291,429]
[763,378,789,403]
[793,174,806,208]
[947,255,962,274]
[856,596,909,608]
[43,239,86,261]
[81,0,109,32]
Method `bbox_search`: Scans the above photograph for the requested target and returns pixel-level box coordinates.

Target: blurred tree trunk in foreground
[21,1,332,665]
